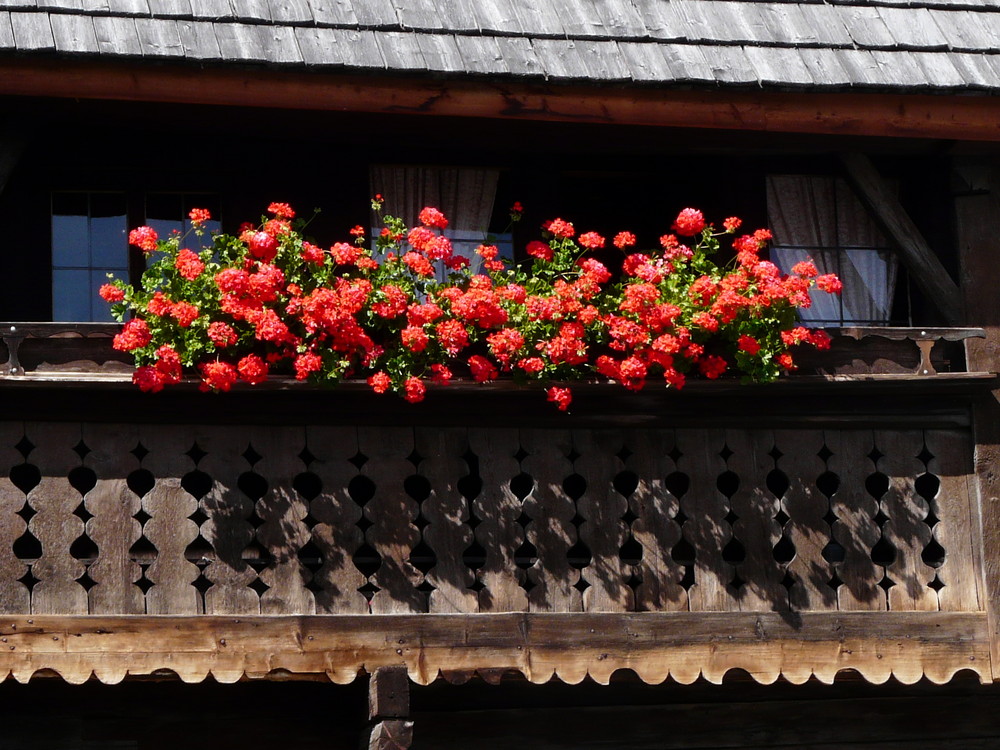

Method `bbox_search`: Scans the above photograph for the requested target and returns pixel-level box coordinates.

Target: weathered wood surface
[0,422,978,623]
[0,612,988,686]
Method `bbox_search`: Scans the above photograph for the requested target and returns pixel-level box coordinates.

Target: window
[51,192,129,322]
[50,192,220,321]
[370,165,512,277]
[767,175,898,326]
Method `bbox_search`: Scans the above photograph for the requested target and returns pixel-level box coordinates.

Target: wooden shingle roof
[1,0,1000,91]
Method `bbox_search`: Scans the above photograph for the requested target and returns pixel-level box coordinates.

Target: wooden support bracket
[366,666,412,750]
[840,152,964,326]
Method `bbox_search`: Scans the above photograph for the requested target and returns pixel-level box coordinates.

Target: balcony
[0,321,994,688]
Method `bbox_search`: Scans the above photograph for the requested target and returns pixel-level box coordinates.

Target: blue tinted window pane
[53,270,90,321]
[91,214,128,268]
[52,214,89,267]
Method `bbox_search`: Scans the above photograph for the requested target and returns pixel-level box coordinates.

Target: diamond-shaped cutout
[305,574,324,594]
[513,446,529,463]
[189,507,209,526]
[823,508,839,527]
[674,508,688,526]
[521,576,537,594]
[358,581,381,600]
[570,512,585,528]
[873,509,889,527]
[730,573,746,592]
[626,571,642,590]
[130,443,150,462]
[73,440,91,460]
[724,510,739,526]
[616,446,633,462]
[134,508,152,526]
[621,507,638,525]
[868,447,885,464]
[817,444,833,463]
[917,445,935,466]
[414,514,430,531]
[679,565,695,591]
[248,578,270,597]
[185,443,208,465]
[667,446,683,463]
[877,574,896,592]
[14,436,34,459]
[356,515,374,533]
[73,501,94,524]
[828,571,844,591]
[573,577,591,594]
[16,502,36,524]
[298,446,317,467]
[17,567,38,590]
[781,571,795,592]
[416,580,435,594]
[718,444,734,462]
[516,511,532,529]
[407,449,423,467]
[193,571,211,595]
[469,578,486,594]
[929,575,946,593]
[136,571,154,595]
[242,444,263,466]
[567,448,581,463]
[768,445,784,461]
[77,570,96,592]
[349,451,368,470]
[774,509,790,526]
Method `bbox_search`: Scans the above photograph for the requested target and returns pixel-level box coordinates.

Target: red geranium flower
[672,208,706,236]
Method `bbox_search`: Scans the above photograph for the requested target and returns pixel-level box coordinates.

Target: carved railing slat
[0,422,29,613]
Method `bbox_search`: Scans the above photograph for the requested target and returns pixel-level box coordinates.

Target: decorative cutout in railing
[0,423,980,616]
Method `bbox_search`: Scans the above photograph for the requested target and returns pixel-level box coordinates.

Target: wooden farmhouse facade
[2,0,1000,747]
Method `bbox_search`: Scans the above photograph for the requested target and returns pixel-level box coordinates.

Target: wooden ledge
[0,612,988,687]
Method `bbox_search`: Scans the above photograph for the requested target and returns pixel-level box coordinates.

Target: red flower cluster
[106,202,841,408]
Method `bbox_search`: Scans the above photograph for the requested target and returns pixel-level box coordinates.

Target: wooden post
[954,158,1000,680]
[365,666,413,750]
[841,152,963,325]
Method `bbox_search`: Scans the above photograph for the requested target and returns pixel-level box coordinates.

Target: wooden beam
[0,612,989,686]
[367,666,413,750]
[840,152,964,325]
[955,165,1000,678]
[3,58,1000,142]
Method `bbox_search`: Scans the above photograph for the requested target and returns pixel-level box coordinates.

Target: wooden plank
[81,424,143,615]
[92,15,141,56]
[826,430,886,611]
[675,429,737,612]
[725,429,786,612]
[310,0,357,26]
[294,26,345,67]
[268,0,313,24]
[0,422,29,613]
[49,12,98,54]
[306,426,369,614]
[572,430,632,612]
[467,428,528,613]
[0,612,989,686]
[10,59,1000,141]
[22,423,87,615]
[358,427,423,614]
[519,429,582,618]
[133,17,183,57]
[139,427,202,615]
[627,429,687,612]
[840,152,963,325]
[196,426,259,615]
[369,664,409,719]
[876,429,939,611]
[249,426,315,615]
[176,19,222,60]
[776,430,836,611]
[925,429,981,612]
[415,427,477,613]
[147,0,190,16]
[10,10,54,50]
[955,171,1000,677]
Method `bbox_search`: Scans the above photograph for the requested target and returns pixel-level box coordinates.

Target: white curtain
[370,166,500,276]
[767,175,898,325]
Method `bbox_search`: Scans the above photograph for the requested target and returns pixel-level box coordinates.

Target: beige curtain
[767,174,898,325]
[370,166,500,275]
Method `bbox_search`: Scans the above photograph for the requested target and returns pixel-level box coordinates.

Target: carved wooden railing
[0,419,988,685]
[0,323,989,379]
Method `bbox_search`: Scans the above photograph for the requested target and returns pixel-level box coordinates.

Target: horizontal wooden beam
[841,152,964,325]
[4,59,1000,141]
[0,612,989,686]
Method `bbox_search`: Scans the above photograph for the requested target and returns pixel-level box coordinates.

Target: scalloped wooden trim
[0,612,989,686]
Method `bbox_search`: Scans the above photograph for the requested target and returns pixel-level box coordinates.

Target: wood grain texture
[140,428,202,615]
[416,427,477,614]
[0,612,988,686]
[81,424,143,615]
[307,426,369,614]
[628,429,687,612]
[0,422,29,613]
[467,428,528,613]
[520,429,582,615]
[250,426,315,615]
[23,423,87,615]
